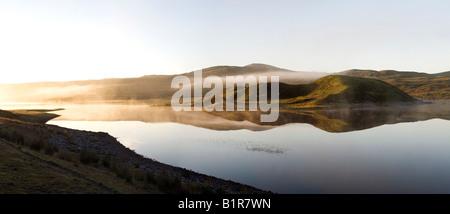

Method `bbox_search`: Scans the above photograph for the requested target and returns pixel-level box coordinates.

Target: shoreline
[2,101,449,193]
[0,108,271,194]
[46,123,271,194]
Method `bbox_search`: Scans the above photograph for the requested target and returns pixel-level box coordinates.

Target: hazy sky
[1,0,450,83]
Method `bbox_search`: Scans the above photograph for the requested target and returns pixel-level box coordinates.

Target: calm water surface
[4,103,450,193]
[49,115,450,193]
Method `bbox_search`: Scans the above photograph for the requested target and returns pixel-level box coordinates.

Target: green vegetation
[278,75,417,108]
[0,127,58,154]
[79,149,100,165]
[206,74,417,111]
[308,75,415,105]
[340,69,450,99]
[0,138,107,194]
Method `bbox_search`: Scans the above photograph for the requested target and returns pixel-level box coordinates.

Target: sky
[1,0,450,83]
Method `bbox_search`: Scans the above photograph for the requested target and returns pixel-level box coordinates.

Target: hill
[436,71,450,77]
[0,64,447,104]
[147,63,326,83]
[279,75,418,108]
[0,64,327,103]
[215,75,418,109]
[339,69,450,99]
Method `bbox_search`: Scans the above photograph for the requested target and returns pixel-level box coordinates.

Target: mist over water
[0,68,326,104]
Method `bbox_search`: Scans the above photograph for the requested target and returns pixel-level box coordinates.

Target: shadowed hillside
[277,75,418,108]
[203,74,418,110]
[340,69,450,99]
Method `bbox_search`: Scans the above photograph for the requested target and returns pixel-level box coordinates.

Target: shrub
[29,139,45,151]
[44,146,52,155]
[58,151,78,162]
[0,129,8,139]
[44,143,59,155]
[125,175,133,183]
[134,169,146,181]
[157,174,184,194]
[215,187,228,194]
[201,185,215,194]
[102,154,112,168]
[52,145,59,153]
[11,131,24,144]
[145,172,157,184]
[112,162,133,183]
[79,149,100,165]
[182,170,191,178]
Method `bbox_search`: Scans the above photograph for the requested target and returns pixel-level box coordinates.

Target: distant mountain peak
[344,69,377,72]
[244,63,286,71]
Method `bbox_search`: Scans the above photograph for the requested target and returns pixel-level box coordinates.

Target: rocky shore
[47,124,270,194]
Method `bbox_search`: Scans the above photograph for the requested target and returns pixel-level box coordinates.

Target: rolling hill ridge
[279,75,418,108]
[339,69,450,99]
[0,64,447,104]
[213,75,418,109]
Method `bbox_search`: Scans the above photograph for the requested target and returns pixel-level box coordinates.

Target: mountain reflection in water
[42,102,450,133]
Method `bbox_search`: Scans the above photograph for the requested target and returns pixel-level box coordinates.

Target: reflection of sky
[49,119,450,193]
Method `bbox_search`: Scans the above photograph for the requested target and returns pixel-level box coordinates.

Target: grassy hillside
[0,112,161,193]
[206,75,417,110]
[280,75,417,108]
[0,138,160,194]
[340,69,450,99]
